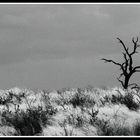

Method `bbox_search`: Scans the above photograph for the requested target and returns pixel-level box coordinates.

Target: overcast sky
[0,4,140,90]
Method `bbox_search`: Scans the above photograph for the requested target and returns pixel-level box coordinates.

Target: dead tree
[101,37,140,89]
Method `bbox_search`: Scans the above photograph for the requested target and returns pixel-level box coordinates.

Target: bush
[95,118,132,136]
[101,89,140,111]
[122,93,139,111]
[133,119,140,136]
[69,88,95,108]
[1,106,53,136]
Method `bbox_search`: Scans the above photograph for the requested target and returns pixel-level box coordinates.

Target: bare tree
[101,37,140,89]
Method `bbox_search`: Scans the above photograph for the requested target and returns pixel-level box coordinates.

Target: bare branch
[135,70,140,72]
[101,58,122,67]
[117,38,129,56]
[128,83,140,92]
[101,37,140,89]
[128,83,140,91]
[133,66,140,71]
[122,52,129,72]
[131,37,140,55]
[101,58,127,75]
[117,77,124,87]
[132,37,138,43]
[118,72,124,79]
[128,83,138,87]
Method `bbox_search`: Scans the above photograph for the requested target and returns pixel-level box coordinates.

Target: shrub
[1,101,56,136]
[100,89,140,111]
[69,88,95,108]
[95,117,132,136]
[1,106,52,136]
[133,119,140,136]
[122,93,139,111]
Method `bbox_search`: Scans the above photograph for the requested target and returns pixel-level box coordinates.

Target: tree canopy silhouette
[101,37,140,89]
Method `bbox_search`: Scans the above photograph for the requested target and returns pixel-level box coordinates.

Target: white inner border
[0,2,139,138]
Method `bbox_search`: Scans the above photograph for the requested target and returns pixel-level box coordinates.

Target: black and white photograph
[0,2,140,137]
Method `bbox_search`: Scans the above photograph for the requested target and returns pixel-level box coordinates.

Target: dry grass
[0,86,139,136]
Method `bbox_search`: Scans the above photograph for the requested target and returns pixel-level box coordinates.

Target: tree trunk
[124,76,130,89]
